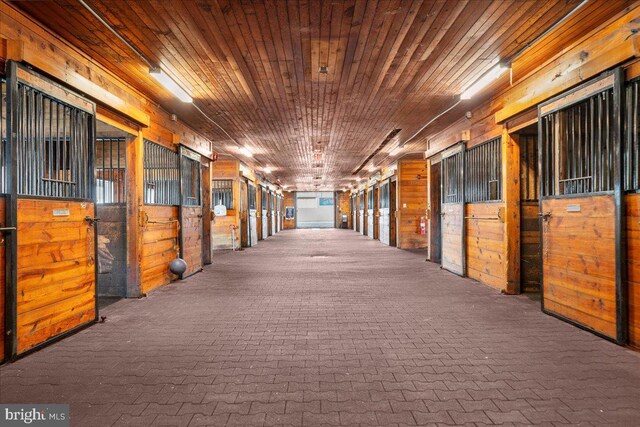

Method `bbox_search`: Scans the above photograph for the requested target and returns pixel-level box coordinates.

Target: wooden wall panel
[140,205,179,294]
[626,193,640,349]
[181,206,202,277]
[465,203,506,290]
[542,195,617,339]
[397,159,428,249]
[16,199,96,354]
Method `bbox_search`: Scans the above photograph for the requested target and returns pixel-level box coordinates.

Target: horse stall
[626,76,640,349]
[261,186,269,239]
[351,193,357,231]
[95,122,130,305]
[0,78,6,361]
[366,187,375,239]
[440,144,466,275]
[276,194,282,233]
[428,157,442,263]
[141,140,180,293]
[539,69,625,344]
[358,190,365,235]
[247,182,258,246]
[464,137,504,289]
[179,146,203,277]
[270,190,276,236]
[379,178,397,246]
[239,180,249,248]
[4,62,98,357]
[511,121,541,294]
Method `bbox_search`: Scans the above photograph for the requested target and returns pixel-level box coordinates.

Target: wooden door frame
[538,67,626,345]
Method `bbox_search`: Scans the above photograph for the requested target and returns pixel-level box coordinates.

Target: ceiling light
[355,177,361,182]
[239,146,253,157]
[264,166,272,174]
[460,63,508,100]
[149,68,193,103]
[389,146,403,156]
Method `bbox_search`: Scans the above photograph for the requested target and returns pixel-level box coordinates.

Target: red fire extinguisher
[420,216,426,235]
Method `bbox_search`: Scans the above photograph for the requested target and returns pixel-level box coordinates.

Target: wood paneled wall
[140,206,180,295]
[397,159,428,249]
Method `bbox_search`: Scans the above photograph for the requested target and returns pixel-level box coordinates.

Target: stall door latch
[539,212,552,222]
[84,216,100,226]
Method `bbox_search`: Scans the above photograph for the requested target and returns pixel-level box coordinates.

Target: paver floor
[1,229,639,426]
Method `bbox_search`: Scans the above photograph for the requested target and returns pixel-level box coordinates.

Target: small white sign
[52,209,70,217]
[566,205,581,212]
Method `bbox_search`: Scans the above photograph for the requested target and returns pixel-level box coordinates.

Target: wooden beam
[495,8,640,123]
[126,132,144,297]
[502,130,521,295]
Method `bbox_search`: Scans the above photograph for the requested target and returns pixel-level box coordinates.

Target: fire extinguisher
[420,216,426,235]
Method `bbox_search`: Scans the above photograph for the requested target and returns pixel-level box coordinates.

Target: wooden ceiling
[13,0,632,190]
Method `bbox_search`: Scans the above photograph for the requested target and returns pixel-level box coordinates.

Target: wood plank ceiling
[13,0,632,190]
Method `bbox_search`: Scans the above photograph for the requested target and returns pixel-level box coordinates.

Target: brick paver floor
[1,229,639,426]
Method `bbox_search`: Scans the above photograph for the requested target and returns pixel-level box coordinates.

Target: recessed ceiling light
[319,66,328,74]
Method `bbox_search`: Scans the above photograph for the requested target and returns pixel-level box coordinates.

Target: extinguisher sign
[420,217,426,235]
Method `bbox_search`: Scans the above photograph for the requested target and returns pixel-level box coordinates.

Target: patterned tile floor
[1,229,639,426]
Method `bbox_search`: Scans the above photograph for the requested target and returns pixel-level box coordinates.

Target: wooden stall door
[180,148,203,277]
[379,182,390,245]
[240,181,249,247]
[262,190,269,239]
[0,198,5,362]
[429,162,442,263]
[16,200,96,354]
[390,180,397,247]
[541,196,618,338]
[441,146,465,275]
[539,70,623,343]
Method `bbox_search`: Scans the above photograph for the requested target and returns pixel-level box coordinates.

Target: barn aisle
[1,228,639,426]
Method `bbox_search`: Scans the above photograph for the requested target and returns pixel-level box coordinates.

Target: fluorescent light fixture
[460,63,508,100]
[239,146,253,157]
[389,146,403,156]
[264,166,272,174]
[149,68,192,103]
[355,177,361,182]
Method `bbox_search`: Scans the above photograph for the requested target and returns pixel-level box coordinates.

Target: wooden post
[503,129,521,294]
[202,158,212,265]
[126,131,144,297]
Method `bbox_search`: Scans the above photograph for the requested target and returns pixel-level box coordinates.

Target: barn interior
[1,1,640,425]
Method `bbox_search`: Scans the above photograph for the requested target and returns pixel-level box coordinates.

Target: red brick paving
[1,229,639,426]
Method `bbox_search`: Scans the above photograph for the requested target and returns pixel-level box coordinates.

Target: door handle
[84,216,100,226]
[539,212,552,221]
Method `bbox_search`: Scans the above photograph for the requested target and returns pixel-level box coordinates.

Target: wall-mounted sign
[319,197,334,206]
[52,209,70,217]
[285,206,295,219]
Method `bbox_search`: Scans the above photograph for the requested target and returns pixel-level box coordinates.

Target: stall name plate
[53,209,70,217]
[566,205,581,212]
